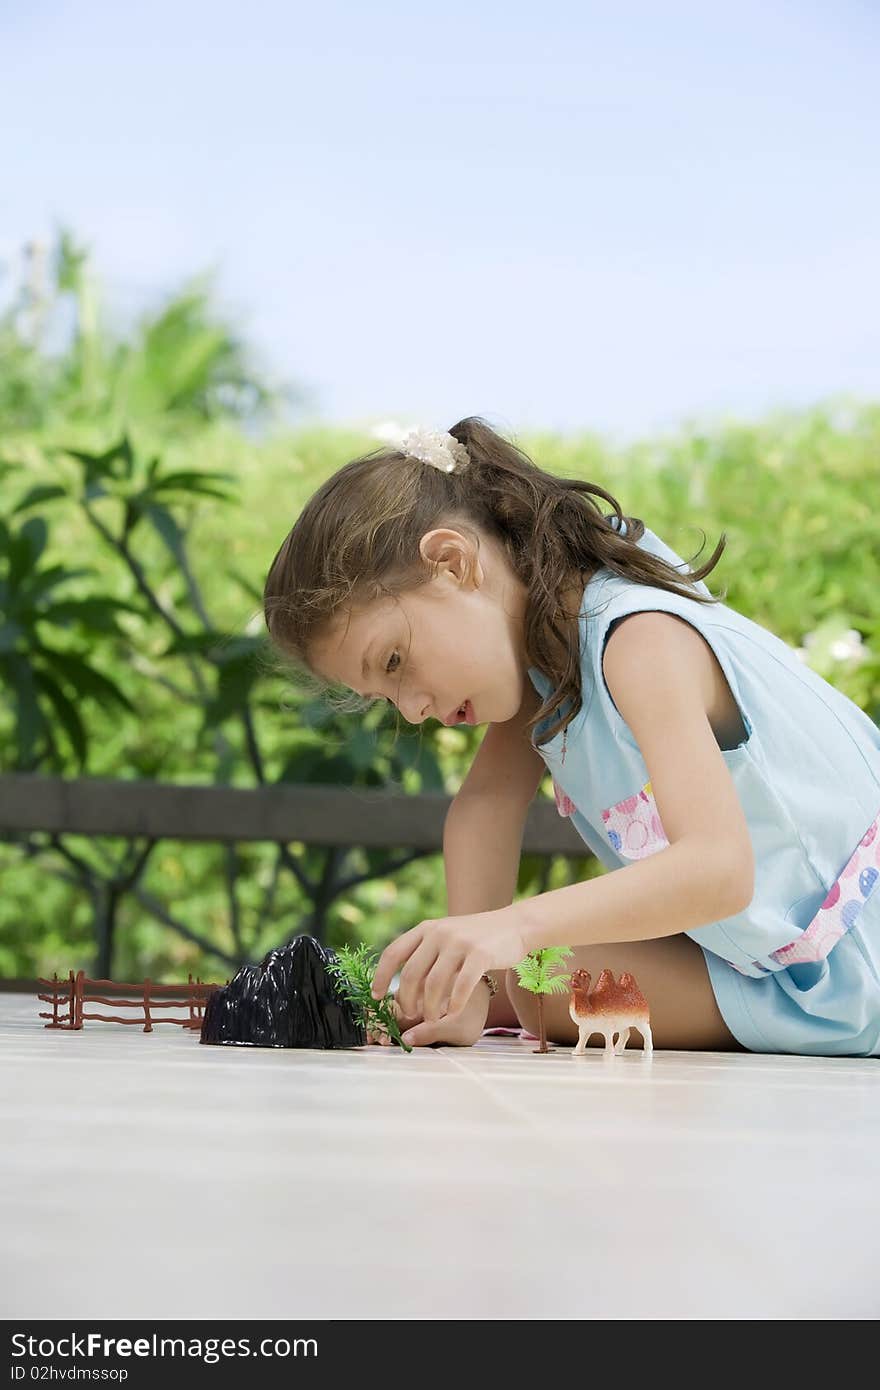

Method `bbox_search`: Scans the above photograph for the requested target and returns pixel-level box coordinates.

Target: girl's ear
[419,526,487,593]
[419,526,459,560]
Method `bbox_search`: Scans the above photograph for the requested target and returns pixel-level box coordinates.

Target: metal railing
[0,773,592,980]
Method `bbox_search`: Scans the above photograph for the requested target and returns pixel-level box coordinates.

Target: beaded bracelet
[481,971,498,997]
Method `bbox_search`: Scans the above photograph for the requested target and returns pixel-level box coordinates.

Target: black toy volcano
[200,934,366,1049]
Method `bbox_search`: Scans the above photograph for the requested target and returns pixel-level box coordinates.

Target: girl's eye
[372,651,401,707]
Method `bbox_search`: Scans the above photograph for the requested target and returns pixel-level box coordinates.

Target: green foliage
[0,227,301,432]
[326,943,413,1053]
[513,946,575,996]
[1,228,879,982]
[0,498,142,769]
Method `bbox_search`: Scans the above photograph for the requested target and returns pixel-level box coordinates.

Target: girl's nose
[402,695,431,724]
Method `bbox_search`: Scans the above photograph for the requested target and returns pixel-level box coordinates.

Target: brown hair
[262,416,728,749]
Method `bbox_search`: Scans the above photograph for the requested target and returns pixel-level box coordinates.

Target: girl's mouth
[446,699,475,726]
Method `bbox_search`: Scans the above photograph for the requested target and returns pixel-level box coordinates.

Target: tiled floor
[2,991,878,1319]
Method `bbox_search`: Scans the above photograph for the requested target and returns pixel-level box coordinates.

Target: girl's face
[307,527,531,727]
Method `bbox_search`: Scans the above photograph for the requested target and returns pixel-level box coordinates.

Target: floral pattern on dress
[769,809,880,966]
[552,776,577,817]
[600,779,669,859]
[726,806,880,975]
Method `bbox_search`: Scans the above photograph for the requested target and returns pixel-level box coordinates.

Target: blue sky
[2,0,878,445]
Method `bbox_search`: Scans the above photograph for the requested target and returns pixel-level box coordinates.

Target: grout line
[436,1047,551,1138]
[434,1048,616,1182]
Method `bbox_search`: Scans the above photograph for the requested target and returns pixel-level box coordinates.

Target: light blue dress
[527,516,880,1056]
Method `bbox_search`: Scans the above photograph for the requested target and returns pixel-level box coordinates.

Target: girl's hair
[263,416,728,749]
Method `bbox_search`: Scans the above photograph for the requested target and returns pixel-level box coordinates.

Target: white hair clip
[396,426,470,474]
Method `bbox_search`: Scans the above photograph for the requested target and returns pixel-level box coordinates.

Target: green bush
[1,231,877,981]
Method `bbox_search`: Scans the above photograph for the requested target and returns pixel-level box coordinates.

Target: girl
[262,417,880,1057]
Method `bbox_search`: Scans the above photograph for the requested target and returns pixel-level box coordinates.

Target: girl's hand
[365,985,491,1048]
[365,996,411,1046]
[370,906,528,1023]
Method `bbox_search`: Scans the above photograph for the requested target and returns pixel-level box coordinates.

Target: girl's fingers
[399,1018,444,1047]
[447,960,489,1018]
[422,952,466,1022]
[395,937,440,1018]
[371,925,423,1000]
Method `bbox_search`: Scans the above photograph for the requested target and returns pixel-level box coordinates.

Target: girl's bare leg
[505,932,745,1051]
[485,985,521,1029]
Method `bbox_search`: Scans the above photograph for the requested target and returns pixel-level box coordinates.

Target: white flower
[797,628,867,667]
[397,426,470,474]
[367,421,470,472]
[830,630,866,665]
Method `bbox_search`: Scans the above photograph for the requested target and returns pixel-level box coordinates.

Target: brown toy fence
[37,970,228,1033]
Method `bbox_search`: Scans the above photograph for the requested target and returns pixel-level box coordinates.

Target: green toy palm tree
[513,947,575,1053]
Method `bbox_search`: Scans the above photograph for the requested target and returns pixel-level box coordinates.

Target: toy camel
[569,968,653,1057]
